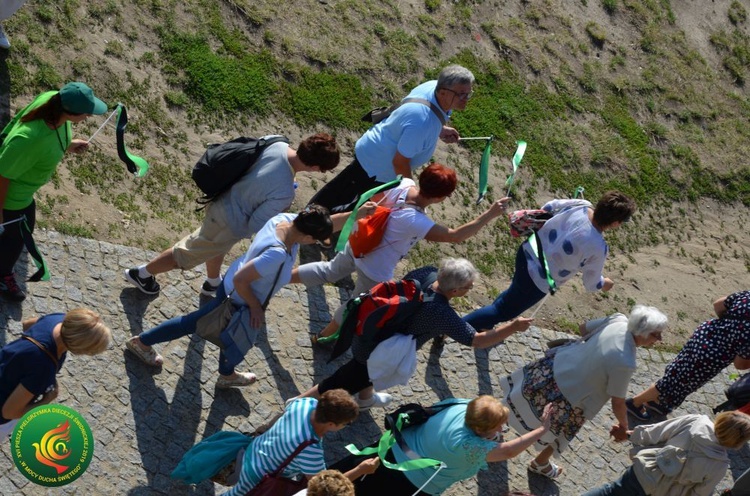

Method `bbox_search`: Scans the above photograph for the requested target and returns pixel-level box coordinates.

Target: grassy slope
[2,0,750,340]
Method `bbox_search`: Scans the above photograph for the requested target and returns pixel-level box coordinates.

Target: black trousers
[318,358,371,395]
[307,157,383,213]
[0,200,35,275]
[330,445,429,496]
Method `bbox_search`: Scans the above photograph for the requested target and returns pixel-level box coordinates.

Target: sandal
[125,336,163,366]
[529,460,563,480]
[216,372,258,389]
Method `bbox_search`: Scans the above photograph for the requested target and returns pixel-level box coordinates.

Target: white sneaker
[356,392,393,411]
[0,25,10,50]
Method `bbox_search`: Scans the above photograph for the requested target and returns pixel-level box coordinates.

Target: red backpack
[329,275,436,362]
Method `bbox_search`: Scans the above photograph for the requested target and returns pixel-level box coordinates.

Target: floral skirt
[500,353,586,456]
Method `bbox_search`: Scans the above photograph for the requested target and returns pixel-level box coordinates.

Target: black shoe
[625,398,650,421]
[200,280,220,296]
[124,268,160,295]
[0,273,26,302]
[644,401,671,417]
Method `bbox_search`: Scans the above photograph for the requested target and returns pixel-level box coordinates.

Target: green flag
[476,137,493,204]
[504,140,527,195]
[115,104,149,177]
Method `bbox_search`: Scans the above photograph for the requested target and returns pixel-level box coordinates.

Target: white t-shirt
[353,178,435,282]
[223,213,297,306]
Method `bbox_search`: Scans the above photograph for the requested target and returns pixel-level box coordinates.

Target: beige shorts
[172,205,242,270]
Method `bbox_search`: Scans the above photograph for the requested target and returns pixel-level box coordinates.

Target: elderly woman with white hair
[502,305,669,480]
[291,258,533,409]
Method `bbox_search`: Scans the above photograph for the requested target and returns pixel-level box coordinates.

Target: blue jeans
[581,467,647,496]
[463,244,546,330]
[139,285,234,375]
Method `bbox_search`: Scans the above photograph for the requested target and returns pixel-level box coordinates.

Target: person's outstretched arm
[471,318,533,348]
[486,404,553,462]
[424,198,509,243]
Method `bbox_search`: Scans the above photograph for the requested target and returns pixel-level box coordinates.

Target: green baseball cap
[59,82,108,115]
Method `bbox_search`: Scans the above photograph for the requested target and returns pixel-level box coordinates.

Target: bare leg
[318,319,339,339]
[632,384,660,408]
[205,254,225,280]
[533,446,554,467]
[145,247,179,275]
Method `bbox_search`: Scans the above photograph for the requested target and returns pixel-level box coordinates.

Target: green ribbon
[316,295,361,344]
[504,140,527,194]
[115,104,149,177]
[475,136,493,204]
[19,215,50,282]
[528,232,556,294]
[334,177,402,253]
[344,413,445,471]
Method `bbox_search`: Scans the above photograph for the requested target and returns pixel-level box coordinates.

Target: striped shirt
[223,398,323,496]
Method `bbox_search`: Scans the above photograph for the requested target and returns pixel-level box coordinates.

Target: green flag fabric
[476,137,493,204]
[334,177,402,253]
[115,104,149,177]
[504,140,527,193]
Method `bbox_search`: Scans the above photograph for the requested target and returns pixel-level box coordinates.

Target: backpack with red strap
[329,274,437,363]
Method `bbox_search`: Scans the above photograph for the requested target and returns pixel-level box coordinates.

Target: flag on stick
[504,140,527,197]
[115,104,149,177]
[476,137,493,204]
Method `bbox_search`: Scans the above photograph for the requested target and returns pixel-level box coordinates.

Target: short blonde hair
[307,470,354,496]
[465,395,509,436]
[715,411,750,449]
[61,308,111,355]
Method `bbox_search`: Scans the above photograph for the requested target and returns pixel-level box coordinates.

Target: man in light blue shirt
[308,65,475,213]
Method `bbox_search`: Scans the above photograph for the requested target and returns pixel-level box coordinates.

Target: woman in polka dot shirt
[464,191,636,331]
[628,290,750,419]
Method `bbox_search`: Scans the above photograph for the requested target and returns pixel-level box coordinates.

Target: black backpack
[191,135,289,205]
[714,372,750,413]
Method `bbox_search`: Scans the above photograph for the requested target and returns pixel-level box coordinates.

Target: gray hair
[437,65,475,89]
[437,257,478,292]
[627,305,668,338]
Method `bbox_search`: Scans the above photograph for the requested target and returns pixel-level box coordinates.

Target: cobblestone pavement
[1,230,747,495]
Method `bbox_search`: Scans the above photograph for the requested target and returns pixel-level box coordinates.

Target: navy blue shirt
[0,314,66,424]
[403,266,477,349]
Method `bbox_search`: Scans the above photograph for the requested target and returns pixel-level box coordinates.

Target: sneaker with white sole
[356,392,393,411]
[124,268,160,295]
[200,280,220,296]
[0,24,10,50]
[216,372,258,389]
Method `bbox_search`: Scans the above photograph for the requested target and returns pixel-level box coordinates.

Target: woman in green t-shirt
[0,82,107,301]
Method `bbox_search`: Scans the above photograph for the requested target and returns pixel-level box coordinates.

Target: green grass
[160,32,277,117]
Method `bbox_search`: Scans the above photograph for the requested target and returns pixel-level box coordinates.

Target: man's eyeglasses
[441,88,474,101]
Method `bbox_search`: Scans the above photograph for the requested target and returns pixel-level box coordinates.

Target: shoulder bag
[246,439,317,496]
[196,244,286,347]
